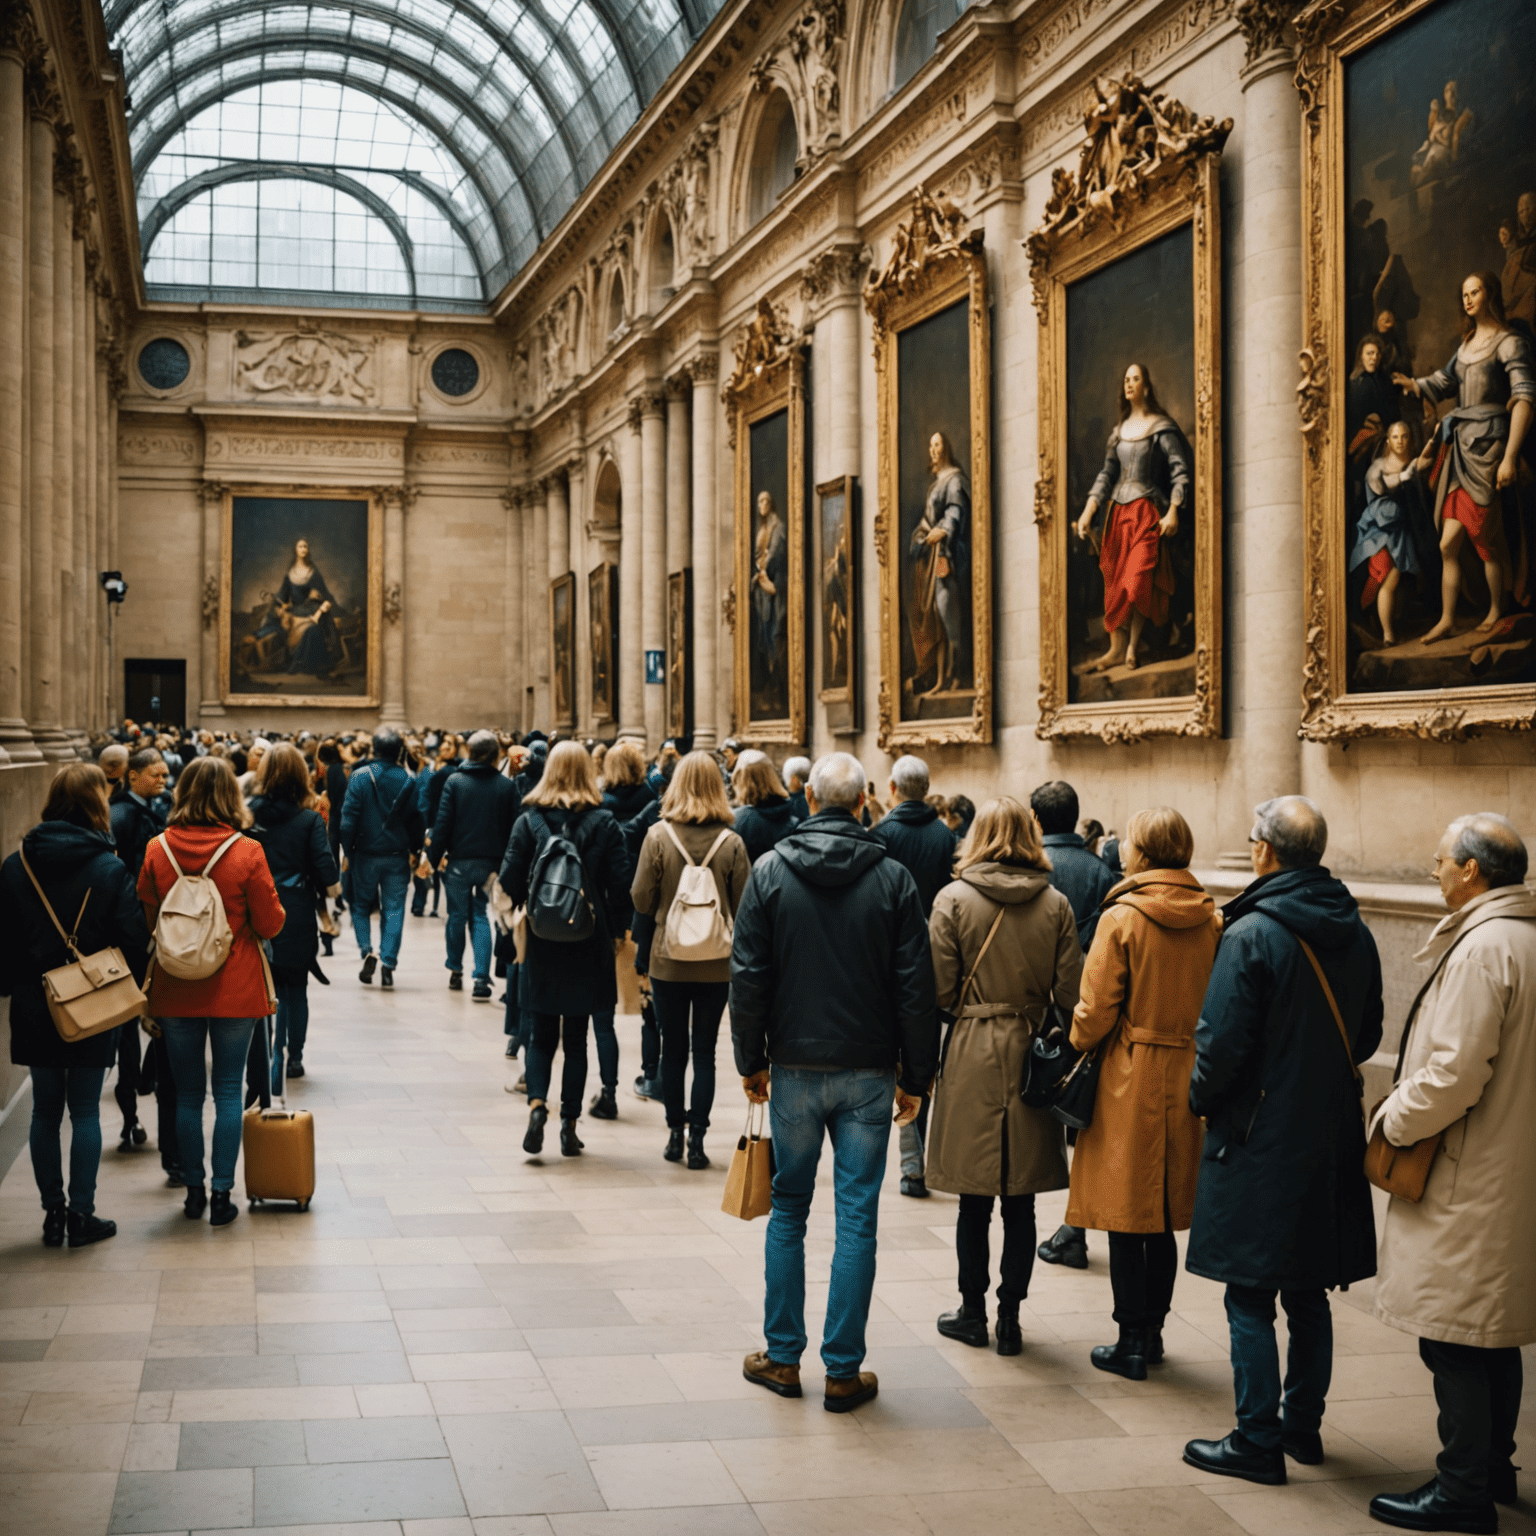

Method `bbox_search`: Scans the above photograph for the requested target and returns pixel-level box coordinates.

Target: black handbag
[1020,1011,1079,1109]
[1048,1035,1110,1131]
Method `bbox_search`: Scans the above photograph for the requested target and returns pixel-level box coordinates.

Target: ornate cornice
[800,241,872,315]
[626,397,644,433]
[0,2,43,63]
[636,390,666,418]
[1235,0,1301,63]
[24,53,62,123]
[722,296,799,402]
[864,189,979,339]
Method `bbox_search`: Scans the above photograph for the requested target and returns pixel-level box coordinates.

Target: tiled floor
[2,910,1532,1536]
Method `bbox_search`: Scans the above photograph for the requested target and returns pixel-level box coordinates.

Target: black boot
[184,1185,208,1220]
[1369,1479,1497,1534]
[42,1204,66,1248]
[664,1128,685,1162]
[995,1308,1022,1357]
[67,1211,117,1247]
[590,1088,618,1121]
[560,1119,584,1157]
[320,932,334,956]
[686,1129,710,1170]
[1281,1429,1323,1465]
[1146,1327,1165,1365]
[1489,1462,1519,1507]
[209,1190,239,1227]
[523,1103,548,1154]
[937,1301,989,1348]
[1091,1327,1148,1381]
[1037,1223,1088,1268]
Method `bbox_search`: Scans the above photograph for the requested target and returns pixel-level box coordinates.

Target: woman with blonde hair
[731,756,799,863]
[925,797,1083,1355]
[138,756,285,1226]
[1067,805,1218,1380]
[631,750,750,1167]
[499,741,631,1157]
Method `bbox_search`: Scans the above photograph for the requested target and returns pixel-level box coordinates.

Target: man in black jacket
[1183,796,1383,1487]
[731,752,938,1414]
[415,736,461,916]
[868,753,955,1199]
[431,731,521,1002]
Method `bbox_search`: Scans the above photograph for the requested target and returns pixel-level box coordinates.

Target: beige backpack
[661,823,735,962]
[151,832,242,980]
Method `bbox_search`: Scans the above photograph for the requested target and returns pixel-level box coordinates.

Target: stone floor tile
[440,1411,606,1517]
[654,1349,772,1402]
[909,1486,1098,1533]
[962,1384,1128,1446]
[566,1396,858,1445]
[258,1322,404,1356]
[1019,1431,1218,1492]
[0,1357,143,1393]
[402,1520,475,1536]
[143,1353,300,1391]
[122,1421,181,1472]
[355,1382,435,1417]
[166,1384,360,1422]
[750,1494,931,1536]
[253,1457,466,1525]
[1068,1485,1250,1535]
[176,1417,307,1467]
[470,1519,556,1535]
[147,1325,258,1358]
[548,1505,766,1535]
[0,1304,68,1338]
[542,1353,685,1410]
[109,1468,254,1533]
[0,1419,131,1472]
[61,1304,159,1335]
[586,1439,746,1508]
[255,1292,393,1325]
[254,1265,385,1294]
[1,1469,122,1536]
[303,1414,449,1462]
[425,1377,560,1415]
[20,1387,142,1423]
[44,1331,153,1361]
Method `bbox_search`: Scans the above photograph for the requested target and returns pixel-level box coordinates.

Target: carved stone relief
[234,324,376,404]
[536,286,584,403]
[752,0,846,165]
[657,120,720,271]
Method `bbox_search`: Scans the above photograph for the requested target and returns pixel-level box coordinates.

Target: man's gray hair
[782,756,811,789]
[467,729,499,764]
[809,752,866,811]
[890,754,930,801]
[1252,795,1328,869]
[99,744,128,770]
[1448,813,1529,889]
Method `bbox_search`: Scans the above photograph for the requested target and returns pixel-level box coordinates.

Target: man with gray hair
[1184,795,1383,1487]
[731,751,938,1413]
[98,742,128,788]
[782,756,811,821]
[1369,814,1536,1534]
[870,753,957,1198]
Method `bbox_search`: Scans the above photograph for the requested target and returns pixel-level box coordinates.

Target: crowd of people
[0,718,1531,1534]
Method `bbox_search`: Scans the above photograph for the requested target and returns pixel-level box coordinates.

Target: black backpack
[525,809,597,943]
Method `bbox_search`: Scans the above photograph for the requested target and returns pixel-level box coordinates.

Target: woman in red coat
[138,757,284,1226]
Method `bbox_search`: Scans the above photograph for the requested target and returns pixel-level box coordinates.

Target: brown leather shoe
[823,1370,878,1413]
[743,1350,802,1398]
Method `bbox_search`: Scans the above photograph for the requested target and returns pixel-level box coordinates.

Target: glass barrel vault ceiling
[110,0,724,311]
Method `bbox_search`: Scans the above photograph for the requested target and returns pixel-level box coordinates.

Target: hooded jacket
[1041,832,1118,950]
[868,797,957,918]
[732,794,801,864]
[1066,868,1219,1233]
[431,759,522,867]
[247,793,340,979]
[1373,883,1536,1348]
[1186,865,1383,1290]
[0,820,152,1069]
[729,808,939,1094]
[925,862,1081,1197]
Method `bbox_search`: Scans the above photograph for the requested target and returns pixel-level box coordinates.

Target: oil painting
[589,562,617,726]
[222,491,378,706]
[817,474,857,729]
[667,568,690,741]
[550,571,575,731]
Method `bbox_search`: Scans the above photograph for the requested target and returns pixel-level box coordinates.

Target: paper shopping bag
[721,1101,774,1221]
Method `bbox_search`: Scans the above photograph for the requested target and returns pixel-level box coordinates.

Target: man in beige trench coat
[1369,814,1536,1536]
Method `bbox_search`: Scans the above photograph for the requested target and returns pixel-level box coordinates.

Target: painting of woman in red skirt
[1073,362,1192,672]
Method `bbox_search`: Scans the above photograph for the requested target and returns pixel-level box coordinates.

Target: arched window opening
[747,91,799,227]
[606,272,626,340]
[651,218,676,308]
[891,0,967,93]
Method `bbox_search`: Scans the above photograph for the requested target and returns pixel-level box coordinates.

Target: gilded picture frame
[219,485,382,709]
[866,191,992,749]
[724,298,808,746]
[667,568,691,741]
[588,562,618,727]
[1027,79,1228,743]
[549,570,576,733]
[816,474,858,732]
[1296,0,1536,741]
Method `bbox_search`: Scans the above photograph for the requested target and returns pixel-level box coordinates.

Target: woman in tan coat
[925,798,1083,1356]
[631,751,750,1170]
[1067,806,1218,1381]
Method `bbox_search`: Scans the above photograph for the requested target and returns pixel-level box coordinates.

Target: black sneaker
[590,1088,618,1119]
[381,967,394,989]
[42,1205,66,1248]
[448,972,464,992]
[66,1212,117,1247]
[286,1059,305,1080]
[1038,1223,1089,1269]
[359,953,377,985]
[505,1039,518,1058]
[472,981,493,1003]
[900,1176,930,1198]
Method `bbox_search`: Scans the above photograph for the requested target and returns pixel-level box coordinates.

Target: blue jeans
[350,852,411,968]
[764,1066,895,1378]
[1225,1285,1334,1451]
[162,1017,257,1191]
[591,1012,618,1090]
[443,861,493,980]
[274,979,308,1088]
[29,1066,106,1213]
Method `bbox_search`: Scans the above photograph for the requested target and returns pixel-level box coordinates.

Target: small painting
[667,568,691,741]
[817,475,857,723]
[222,492,378,706]
[589,562,617,725]
[747,410,791,724]
[550,571,575,731]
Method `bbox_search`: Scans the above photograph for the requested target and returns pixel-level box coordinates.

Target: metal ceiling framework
[109,0,719,308]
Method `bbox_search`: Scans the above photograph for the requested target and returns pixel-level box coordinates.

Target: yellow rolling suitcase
[243,1018,316,1211]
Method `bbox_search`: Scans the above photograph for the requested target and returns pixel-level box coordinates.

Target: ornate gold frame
[667,568,691,741]
[865,190,992,750]
[816,474,858,728]
[549,570,576,732]
[589,562,618,727]
[1027,77,1228,743]
[219,484,382,709]
[1296,0,1536,741]
[724,299,808,745]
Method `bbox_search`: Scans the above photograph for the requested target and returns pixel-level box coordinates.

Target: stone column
[640,391,666,748]
[546,470,569,584]
[0,39,35,762]
[531,478,549,724]
[664,376,690,739]
[52,158,78,753]
[618,399,645,740]
[198,482,226,721]
[70,237,89,745]
[94,360,109,731]
[1236,42,1305,815]
[26,94,68,758]
[501,487,525,730]
[379,484,411,729]
[565,453,588,734]
[688,355,719,749]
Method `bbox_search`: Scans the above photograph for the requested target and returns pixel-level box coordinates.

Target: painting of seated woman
[225,494,376,704]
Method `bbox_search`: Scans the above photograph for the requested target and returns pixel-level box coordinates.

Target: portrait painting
[1065,226,1198,702]
[727,306,806,745]
[866,188,993,748]
[1336,0,1536,697]
[1029,78,1226,741]
[817,475,857,728]
[550,572,576,731]
[221,491,378,706]
[667,569,691,741]
[588,562,617,725]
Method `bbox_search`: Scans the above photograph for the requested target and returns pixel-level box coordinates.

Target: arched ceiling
[109,0,724,308]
